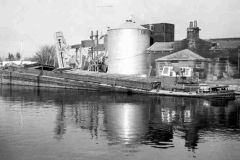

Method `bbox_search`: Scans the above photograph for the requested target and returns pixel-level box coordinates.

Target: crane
[54,31,107,72]
[54,32,81,70]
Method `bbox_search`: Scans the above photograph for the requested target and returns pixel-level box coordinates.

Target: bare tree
[31,45,57,66]
[15,52,21,60]
[6,53,15,61]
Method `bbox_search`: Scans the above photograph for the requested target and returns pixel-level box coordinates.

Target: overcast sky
[0,0,240,58]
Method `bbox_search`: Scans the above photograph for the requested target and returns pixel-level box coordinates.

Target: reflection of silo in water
[107,20,150,75]
[105,103,149,144]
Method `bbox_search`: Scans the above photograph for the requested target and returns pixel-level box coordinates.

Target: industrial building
[142,23,175,44]
[104,19,240,79]
[147,21,240,79]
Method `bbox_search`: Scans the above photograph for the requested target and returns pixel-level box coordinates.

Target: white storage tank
[106,20,150,75]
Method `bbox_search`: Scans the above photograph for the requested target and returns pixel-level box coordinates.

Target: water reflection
[105,103,149,145]
[53,100,66,140]
[0,85,240,152]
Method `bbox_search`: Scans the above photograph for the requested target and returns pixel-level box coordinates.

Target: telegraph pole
[90,31,94,59]
[90,30,99,72]
[96,30,98,58]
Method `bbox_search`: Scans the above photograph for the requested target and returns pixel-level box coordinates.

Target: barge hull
[0,67,236,98]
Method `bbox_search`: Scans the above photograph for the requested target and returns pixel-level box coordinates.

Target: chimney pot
[194,21,197,27]
[190,21,193,27]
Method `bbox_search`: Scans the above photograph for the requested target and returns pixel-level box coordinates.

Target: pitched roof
[208,38,240,50]
[156,49,205,61]
[147,42,175,51]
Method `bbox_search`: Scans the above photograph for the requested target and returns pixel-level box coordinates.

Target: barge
[0,66,235,98]
[150,84,235,98]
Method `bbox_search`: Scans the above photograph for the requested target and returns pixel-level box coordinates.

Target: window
[181,67,192,77]
[169,68,173,76]
[158,62,165,75]
[196,61,201,68]
[185,68,190,76]
[163,67,169,74]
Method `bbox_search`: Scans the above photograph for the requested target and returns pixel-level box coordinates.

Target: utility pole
[90,31,94,59]
[96,30,99,72]
[96,30,98,58]
[90,30,99,72]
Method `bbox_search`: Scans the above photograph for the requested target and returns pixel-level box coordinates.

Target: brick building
[147,21,240,79]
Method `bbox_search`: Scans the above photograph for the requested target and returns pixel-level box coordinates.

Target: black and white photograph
[0,0,240,159]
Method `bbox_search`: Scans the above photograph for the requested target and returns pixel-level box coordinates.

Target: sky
[0,0,240,59]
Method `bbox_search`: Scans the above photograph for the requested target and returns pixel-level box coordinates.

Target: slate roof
[208,38,240,50]
[147,42,175,51]
[156,49,205,61]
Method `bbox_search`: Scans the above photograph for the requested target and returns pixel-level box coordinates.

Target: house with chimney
[147,21,240,80]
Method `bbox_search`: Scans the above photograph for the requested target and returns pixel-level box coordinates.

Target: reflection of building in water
[71,103,102,138]
[159,97,200,150]
[161,97,239,150]
[207,101,240,128]
[2,85,239,150]
[46,87,240,150]
[52,90,108,139]
[160,97,194,124]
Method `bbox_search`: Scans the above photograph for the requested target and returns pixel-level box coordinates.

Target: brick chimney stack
[187,20,201,39]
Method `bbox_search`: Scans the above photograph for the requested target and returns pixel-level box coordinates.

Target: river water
[0,85,240,160]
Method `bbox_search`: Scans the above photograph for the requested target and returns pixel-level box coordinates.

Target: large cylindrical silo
[107,20,150,75]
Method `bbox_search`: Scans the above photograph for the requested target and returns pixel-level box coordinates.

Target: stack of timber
[0,67,160,94]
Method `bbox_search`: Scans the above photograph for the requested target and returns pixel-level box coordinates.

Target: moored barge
[0,66,236,98]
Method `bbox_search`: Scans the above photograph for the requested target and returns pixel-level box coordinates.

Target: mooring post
[40,65,43,76]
